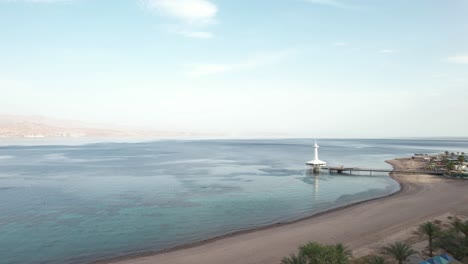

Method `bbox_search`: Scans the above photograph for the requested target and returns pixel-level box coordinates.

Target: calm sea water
[0,138,467,264]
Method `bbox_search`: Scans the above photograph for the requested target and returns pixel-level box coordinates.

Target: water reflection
[304,169,320,195]
[305,168,319,177]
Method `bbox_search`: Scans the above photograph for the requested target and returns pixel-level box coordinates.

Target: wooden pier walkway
[322,166,444,176]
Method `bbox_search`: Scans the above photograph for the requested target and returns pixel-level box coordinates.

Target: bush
[299,242,352,264]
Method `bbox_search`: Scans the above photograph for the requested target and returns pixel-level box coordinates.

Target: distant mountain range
[0,115,210,138]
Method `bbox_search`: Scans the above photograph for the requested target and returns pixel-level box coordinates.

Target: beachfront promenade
[322,166,445,175]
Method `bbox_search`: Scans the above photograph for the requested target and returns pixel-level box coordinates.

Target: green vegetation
[434,217,468,261]
[299,242,351,264]
[380,242,416,264]
[279,217,468,264]
[446,161,455,171]
[415,221,441,257]
[419,151,467,177]
[452,218,468,236]
[459,155,466,164]
[281,253,309,264]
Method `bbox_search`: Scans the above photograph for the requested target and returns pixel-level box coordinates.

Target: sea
[0,138,467,264]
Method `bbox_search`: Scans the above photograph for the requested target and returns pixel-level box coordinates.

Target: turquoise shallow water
[0,138,467,264]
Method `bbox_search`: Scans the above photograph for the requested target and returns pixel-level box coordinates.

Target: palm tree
[451,217,468,237]
[380,242,416,264]
[335,243,353,258]
[433,230,468,261]
[447,161,455,171]
[415,221,441,257]
[281,253,308,264]
[334,243,352,264]
[365,255,386,264]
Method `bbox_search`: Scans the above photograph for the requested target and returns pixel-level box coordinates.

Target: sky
[1,0,467,138]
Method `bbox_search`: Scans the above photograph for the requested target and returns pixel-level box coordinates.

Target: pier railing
[322,166,445,176]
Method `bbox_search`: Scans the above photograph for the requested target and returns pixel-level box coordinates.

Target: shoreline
[98,160,406,264]
[98,185,403,263]
[100,157,468,264]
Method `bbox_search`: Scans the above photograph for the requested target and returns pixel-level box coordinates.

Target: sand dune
[103,158,468,264]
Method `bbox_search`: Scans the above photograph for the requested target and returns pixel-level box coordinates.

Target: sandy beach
[104,158,468,264]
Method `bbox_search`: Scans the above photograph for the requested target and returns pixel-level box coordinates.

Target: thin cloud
[4,0,218,38]
[447,55,468,64]
[303,0,350,8]
[188,50,296,77]
[179,30,213,39]
[144,0,217,38]
[144,0,217,24]
[332,42,349,47]
[165,25,213,39]
[1,0,72,2]
[379,49,398,54]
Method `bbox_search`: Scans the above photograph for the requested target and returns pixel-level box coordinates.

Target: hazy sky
[1,0,467,138]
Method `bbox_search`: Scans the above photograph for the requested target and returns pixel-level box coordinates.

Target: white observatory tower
[306,140,327,172]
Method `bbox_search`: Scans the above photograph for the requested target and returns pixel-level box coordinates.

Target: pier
[306,142,446,176]
[305,141,327,172]
[322,166,445,176]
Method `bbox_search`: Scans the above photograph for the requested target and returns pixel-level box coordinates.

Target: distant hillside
[0,115,203,138]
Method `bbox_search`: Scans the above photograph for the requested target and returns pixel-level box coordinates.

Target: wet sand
[103,158,468,264]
